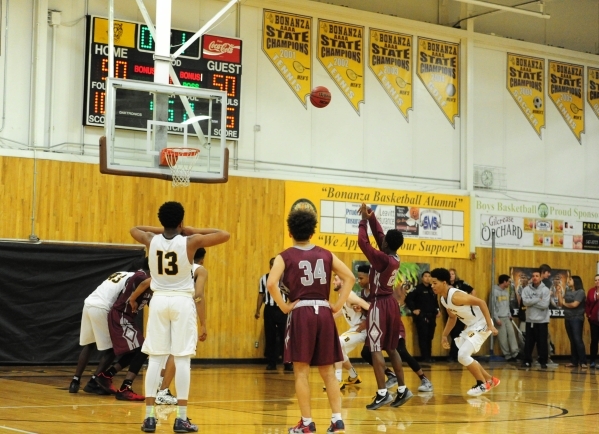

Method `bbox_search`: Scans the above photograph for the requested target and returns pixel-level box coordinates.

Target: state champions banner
[549,60,584,143]
[368,29,413,121]
[507,53,545,138]
[416,37,460,127]
[317,19,364,114]
[263,10,312,108]
[284,181,470,259]
[588,67,599,120]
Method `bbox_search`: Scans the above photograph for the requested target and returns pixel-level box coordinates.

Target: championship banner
[317,19,364,114]
[263,10,312,108]
[549,60,584,143]
[416,37,459,127]
[587,67,599,120]
[93,18,136,48]
[285,181,470,259]
[368,29,413,121]
[507,53,545,138]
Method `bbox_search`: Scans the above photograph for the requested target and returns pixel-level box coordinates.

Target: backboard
[100,78,229,184]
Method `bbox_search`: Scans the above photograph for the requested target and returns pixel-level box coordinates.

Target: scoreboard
[84,16,242,139]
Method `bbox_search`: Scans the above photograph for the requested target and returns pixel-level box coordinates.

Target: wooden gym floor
[0,361,598,434]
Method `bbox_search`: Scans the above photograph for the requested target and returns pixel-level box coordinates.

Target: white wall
[1,0,598,205]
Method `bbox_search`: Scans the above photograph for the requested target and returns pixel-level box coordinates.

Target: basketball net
[163,148,200,187]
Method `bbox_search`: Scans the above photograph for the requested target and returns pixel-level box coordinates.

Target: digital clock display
[84,16,242,139]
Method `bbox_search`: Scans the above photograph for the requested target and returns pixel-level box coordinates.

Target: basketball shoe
[486,377,500,390]
[173,417,198,433]
[156,388,178,405]
[141,417,156,433]
[288,419,316,433]
[69,379,80,393]
[366,392,393,410]
[385,374,398,389]
[343,375,362,385]
[467,382,490,396]
[390,388,413,407]
[326,420,346,433]
[83,379,109,395]
[417,378,433,392]
[94,374,118,394]
[115,385,145,401]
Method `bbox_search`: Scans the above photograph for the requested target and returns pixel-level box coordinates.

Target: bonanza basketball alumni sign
[588,67,599,120]
[549,60,584,143]
[262,10,312,108]
[416,38,460,127]
[507,53,545,138]
[368,29,413,121]
[317,19,365,114]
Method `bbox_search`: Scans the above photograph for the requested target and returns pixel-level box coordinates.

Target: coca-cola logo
[206,41,239,55]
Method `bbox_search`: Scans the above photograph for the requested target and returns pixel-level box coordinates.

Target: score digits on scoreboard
[84,16,242,139]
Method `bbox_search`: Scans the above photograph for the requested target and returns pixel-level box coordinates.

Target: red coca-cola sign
[202,35,241,64]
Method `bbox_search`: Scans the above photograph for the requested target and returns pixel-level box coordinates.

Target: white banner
[480,215,527,247]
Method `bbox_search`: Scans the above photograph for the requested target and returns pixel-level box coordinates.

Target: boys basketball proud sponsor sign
[416,38,460,126]
[507,53,545,137]
[262,10,312,108]
[285,181,470,259]
[588,67,599,119]
[317,20,364,114]
[368,29,413,121]
[549,60,584,143]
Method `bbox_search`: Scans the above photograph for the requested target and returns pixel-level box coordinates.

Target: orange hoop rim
[162,147,200,157]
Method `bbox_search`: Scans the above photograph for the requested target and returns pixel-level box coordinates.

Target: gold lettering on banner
[317,19,365,114]
[587,67,599,121]
[416,37,460,126]
[549,60,584,143]
[368,28,412,120]
[507,53,545,138]
[262,10,312,108]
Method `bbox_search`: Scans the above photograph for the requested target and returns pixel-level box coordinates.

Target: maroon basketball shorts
[108,310,144,356]
[367,296,401,352]
[284,302,343,366]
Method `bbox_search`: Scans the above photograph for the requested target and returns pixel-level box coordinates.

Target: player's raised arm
[357,204,390,272]
[329,254,354,313]
[130,226,163,247]
[266,255,297,314]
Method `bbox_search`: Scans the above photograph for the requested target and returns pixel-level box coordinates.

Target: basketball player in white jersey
[431,268,500,397]
[130,201,229,433]
[329,274,369,390]
[70,270,134,394]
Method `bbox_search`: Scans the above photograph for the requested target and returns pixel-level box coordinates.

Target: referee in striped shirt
[255,258,293,371]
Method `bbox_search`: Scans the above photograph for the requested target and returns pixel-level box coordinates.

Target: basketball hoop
[161,147,200,187]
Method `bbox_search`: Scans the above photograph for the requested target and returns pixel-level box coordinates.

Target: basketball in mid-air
[310,86,331,108]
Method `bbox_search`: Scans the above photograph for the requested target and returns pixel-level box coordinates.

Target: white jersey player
[431,268,500,397]
[329,274,370,390]
[130,201,229,433]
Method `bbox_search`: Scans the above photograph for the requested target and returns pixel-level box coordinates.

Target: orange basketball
[310,86,331,108]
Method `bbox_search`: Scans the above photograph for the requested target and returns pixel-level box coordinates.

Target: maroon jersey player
[357,203,413,410]
[267,209,355,434]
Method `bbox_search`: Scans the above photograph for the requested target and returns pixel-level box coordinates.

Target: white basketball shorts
[79,305,112,350]
[455,321,492,355]
[142,293,198,357]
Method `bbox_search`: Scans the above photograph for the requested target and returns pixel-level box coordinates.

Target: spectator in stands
[490,274,519,361]
[585,274,599,368]
[558,275,587,368]
[405,271,439,363]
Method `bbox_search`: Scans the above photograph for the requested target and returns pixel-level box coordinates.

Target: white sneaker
[155,388,178,405]
[466,383,489,397]
[417,378,433,392]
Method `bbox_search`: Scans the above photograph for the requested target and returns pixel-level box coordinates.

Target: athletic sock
[349,367,358,378]
[105,367,117,378]
[398,385,406,393]
[72,376,80,382]
[418,373,426,380]
[145,406,154,418]
[331,413,342,423]
[120,379,133,390]
[377,388,387,396]
[302,417,313,426]
[335,369,342,382]
[177,406,187,420]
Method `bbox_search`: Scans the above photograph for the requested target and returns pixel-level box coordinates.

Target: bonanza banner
[549,60,584,143]
[368,28,413,121]
[416,37,460,126]
[263,10,312,108]
[507,53,545,138]
[285,181,470,259]
[317,19,364,114]
[587,66,599,120]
